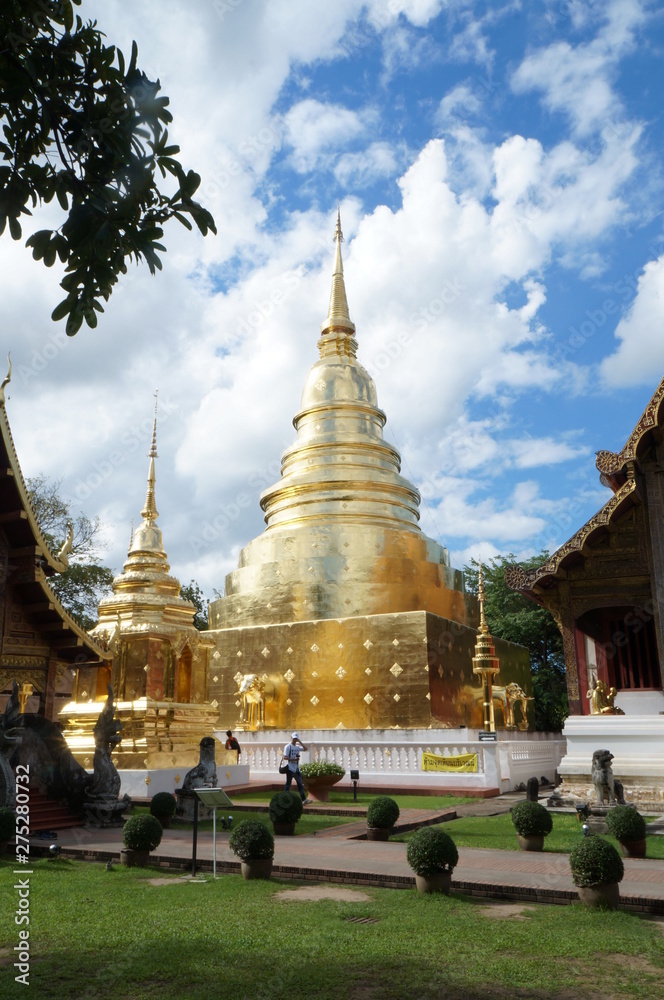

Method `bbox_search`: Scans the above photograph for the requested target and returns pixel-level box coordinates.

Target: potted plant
[149,792,177,829]
[606,805,647,858]
[300,761,346,802]
[0,807,15,854]
[229,819,274,879]
[569,835,624,909]
[121,814,163,867]
[511,801,553,852]
[406,826,459,894]
[269,791,303,836]
[366,796,400,841]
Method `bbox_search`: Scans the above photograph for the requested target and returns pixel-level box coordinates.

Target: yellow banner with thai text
[421,751,478,773]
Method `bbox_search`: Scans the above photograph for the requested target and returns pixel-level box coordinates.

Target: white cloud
[511,0,646,135]
[283,99,371,172]
[600,255,664,386]
[334,142,400,187]
[509,437,589,469]
[438,83,482,122]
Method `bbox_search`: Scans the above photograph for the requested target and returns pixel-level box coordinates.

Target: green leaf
[43,242,57,267]
[51,296,76,322]
[62,0,74,32]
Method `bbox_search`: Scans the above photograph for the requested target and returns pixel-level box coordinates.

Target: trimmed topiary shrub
[407,826,459,877]
[229,819,274,861]
[569,835,624,888]
[122,814,163,853]
[269,791,303,825]
[606,805,647,843]
[150,792,177,824]
[367,796,400,829]
[0,807,16,841]
[299,761,345,778]
[511,801,553,838]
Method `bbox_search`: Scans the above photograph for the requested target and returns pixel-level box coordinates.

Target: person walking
[282,732,309,803]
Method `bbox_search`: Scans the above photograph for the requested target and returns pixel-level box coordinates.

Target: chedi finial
[141,391,159,523]
[319,208,356,355]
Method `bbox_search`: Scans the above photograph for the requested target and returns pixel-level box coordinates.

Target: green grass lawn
[392,811,664,858]
[133,805,350,837]
[1,858,662,1000]
[231,790,475,809]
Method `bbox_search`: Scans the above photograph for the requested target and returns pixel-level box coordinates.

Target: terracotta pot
[120,848,150,868]
[415,872,452,895]
[301,774,344,802]
[272,822,295,837]
[517,834,544,852]
[619,839,646,859]
[577,883,620,909]
[240,859,273,880]
[366,827,392,841]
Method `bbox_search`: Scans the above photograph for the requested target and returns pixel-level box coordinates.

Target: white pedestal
[557,714,664,808]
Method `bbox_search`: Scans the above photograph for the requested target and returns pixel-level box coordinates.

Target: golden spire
[141,391,159,523]
[472,562,500,732]
[319,208,356,357]
[473,564,498,665]
[477,562,490,636]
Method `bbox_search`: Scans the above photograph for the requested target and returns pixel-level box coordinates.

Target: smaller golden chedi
[62,397,223,769]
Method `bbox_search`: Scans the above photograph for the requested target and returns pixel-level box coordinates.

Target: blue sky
[2,0,664,598]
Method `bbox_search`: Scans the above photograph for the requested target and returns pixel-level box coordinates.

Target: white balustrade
[218,729,566,792]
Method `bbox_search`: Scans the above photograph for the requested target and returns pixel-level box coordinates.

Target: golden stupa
[206,214,533,731]
[62,399,220,768]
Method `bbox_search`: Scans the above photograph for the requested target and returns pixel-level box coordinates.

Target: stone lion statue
[182,736,218,792]
[591,749,618,806]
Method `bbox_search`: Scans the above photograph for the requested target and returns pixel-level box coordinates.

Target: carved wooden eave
[505,478,638,599]
[595,374,664,493]
[9,570,112,666]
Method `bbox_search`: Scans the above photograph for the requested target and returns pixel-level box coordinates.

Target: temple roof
[595,374,664,492]
[505,478,638,597]
[0,358,110,665]
[0,358,72,576]
[503,377,664,596]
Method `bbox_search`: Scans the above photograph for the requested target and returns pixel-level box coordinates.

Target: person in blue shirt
[282,732,310,803]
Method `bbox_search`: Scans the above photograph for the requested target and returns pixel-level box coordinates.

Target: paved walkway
[24,796,664,915]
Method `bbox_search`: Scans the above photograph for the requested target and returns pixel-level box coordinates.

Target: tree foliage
[464,554,568,732]
[27,473,113,629]
[180,580,209,631]
[0,0,216,334]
